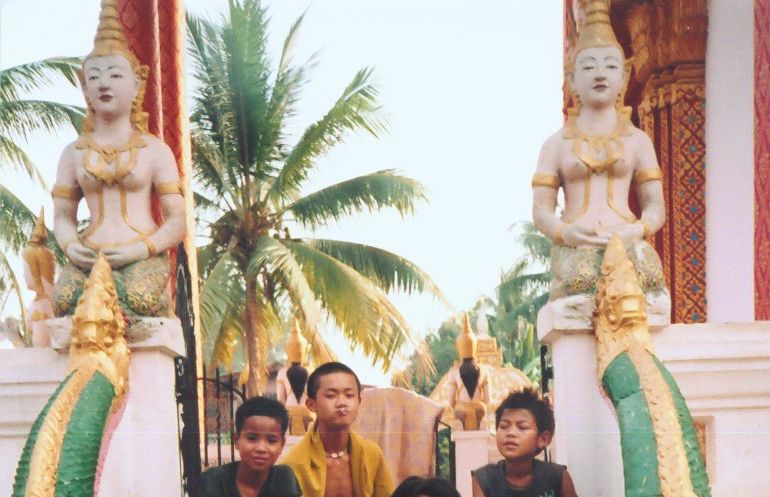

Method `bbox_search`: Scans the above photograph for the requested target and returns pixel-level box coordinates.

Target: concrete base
[453,430,489,497]
[538,314,770,497]
[0,317,186,497]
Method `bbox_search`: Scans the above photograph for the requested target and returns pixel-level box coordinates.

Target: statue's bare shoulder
[536,128,568,173]
[626,125,659,170]
[140,134,180,181]
[55,141,80,183]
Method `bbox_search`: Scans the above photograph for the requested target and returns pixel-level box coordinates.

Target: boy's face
[496,408,551,461]
[234,415,285,473]
[306,372,360,429]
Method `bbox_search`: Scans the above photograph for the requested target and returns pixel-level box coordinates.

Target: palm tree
[0,56,84,338]
[492,222,551,375]
[188,0,444,395]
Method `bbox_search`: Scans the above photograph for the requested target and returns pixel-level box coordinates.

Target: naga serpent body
[12,255,129,497]
[595,236,711,497]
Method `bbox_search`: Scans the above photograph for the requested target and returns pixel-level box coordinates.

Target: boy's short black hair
[306,361,361,399]
[235,396,289,436]
[390,476,460,497]
[495,387,555,435]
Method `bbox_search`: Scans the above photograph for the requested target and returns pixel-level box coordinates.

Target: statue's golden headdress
[286,318,307,364]
[82,0,149,134]
[455,312,477,359]
[566,0,631,119]
[571,0,623,60]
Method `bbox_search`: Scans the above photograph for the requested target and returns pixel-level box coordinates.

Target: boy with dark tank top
[471,388,578,497]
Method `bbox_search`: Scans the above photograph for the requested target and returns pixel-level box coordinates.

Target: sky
[0,0,564,384]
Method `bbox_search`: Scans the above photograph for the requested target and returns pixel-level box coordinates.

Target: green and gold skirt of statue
[53,254,169,317]
[550,240,666,300]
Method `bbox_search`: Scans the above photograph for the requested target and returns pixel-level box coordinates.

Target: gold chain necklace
[564,116,630,174]
[76,132,147,186]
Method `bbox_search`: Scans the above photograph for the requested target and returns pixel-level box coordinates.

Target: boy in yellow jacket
[281,362,394,497]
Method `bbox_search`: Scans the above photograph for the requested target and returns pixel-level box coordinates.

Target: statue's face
[570,45,625,109]
[83,54,139,118]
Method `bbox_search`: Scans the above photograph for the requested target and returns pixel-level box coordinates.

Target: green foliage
[188,0,443,393]
[0,56,84,326]
[492,223,551,375]
[398,223,551,393]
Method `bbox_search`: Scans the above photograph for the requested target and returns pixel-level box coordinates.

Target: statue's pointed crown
[28,207,47,246]
[286,317,307,364]
[88,0,140,68]
[572,0,623,60]
[456,312,477,359]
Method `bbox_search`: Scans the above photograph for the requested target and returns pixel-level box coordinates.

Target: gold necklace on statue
[561,114,637,224]
[563,116,629,175]
[76,131,147,186]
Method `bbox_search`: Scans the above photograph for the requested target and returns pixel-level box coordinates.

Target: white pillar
[0,317,186,497]
[452,430,490,497]
[537,308,625,497]
[705,0,755,322]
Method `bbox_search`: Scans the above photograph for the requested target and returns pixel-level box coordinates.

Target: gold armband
[141,237,158,257]
[634,168,663,185]
[531,173,560,189]
[154,181,183,196]
[51,184,82,201]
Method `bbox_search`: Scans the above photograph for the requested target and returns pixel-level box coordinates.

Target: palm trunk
[244,277,261,397]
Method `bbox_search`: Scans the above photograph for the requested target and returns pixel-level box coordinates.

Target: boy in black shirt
[197,396,301,497]
[472,388,578,497]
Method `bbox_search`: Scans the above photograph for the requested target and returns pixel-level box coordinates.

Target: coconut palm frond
[0,251,28,344]
[0,185,39,252]
[285,170,426,229]
[0,56,82,102]
[285,240,429,371]
[246,236,323,331]
[269,67,387,201]
[0,100,84,141]
[307,238,448,305]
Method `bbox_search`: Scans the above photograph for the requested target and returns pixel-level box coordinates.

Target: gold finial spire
[572,0,623,57]
[455,312,477,359]
[71,253,130,394]
[286,318,307,364]
[28,207,47,246]
[22,208,55,301]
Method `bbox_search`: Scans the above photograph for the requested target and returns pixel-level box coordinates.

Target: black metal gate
[200,369,246,468]
[174,245,202,496]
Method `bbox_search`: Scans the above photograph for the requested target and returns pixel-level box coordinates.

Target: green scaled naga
[594,236,710,497]
[12,253,130,497]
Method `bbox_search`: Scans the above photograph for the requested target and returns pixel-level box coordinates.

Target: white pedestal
[0,317,186,497]
[452,430,489,497]
[537,300,770,497]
